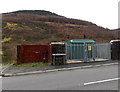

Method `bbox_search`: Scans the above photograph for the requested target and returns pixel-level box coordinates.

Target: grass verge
[14,62,51,67]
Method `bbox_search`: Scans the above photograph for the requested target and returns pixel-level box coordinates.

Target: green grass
[14,62,51,67]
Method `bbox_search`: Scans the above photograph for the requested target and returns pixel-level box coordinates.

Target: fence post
[92,43,96,61]
[65,43,68,63]
[84,43,88,62]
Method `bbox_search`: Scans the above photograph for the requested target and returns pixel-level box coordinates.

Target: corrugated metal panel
[17,45,51,64]
[66,42,94,61]
[67,43,84,60]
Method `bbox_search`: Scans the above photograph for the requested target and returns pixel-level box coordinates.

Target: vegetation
[2,10,119,64]
[14,62,51,67]
[3,10,61,17]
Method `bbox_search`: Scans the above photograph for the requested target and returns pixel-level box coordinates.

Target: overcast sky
[0,0,119,29]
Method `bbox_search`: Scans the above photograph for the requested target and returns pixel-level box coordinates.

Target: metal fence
[66,43,111,62]
[94,43,111,59]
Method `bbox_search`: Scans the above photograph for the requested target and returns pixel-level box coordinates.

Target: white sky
[0,0,119,29]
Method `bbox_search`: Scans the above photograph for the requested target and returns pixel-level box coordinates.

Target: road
[2,64,118,90]
[0,76,2,92]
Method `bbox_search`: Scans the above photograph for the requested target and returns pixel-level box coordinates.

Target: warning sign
[88,45,92,51]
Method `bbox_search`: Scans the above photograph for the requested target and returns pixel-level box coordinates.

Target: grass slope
[2,10,119,64]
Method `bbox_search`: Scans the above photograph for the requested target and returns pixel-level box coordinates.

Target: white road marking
[0,76,2,79]
[84,78,120,86]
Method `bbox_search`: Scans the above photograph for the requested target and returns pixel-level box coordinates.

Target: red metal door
[17,45,51,63]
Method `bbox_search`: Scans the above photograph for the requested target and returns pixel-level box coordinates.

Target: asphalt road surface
[2,64,118,90]
[0,76,2,92]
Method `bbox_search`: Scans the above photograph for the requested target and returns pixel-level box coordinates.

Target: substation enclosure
[50,42,66,65]
[66,39,95,62]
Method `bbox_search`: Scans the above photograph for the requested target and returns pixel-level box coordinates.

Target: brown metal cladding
[17,45,51,64]
[111,41,120,60]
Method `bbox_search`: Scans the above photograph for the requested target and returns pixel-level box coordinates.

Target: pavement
[0,66,11,73]
[1,60,119,77]
[2,64,119,90]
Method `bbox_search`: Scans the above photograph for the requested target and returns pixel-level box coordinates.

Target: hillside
[2,10,119,64]
[3,10,62,17]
